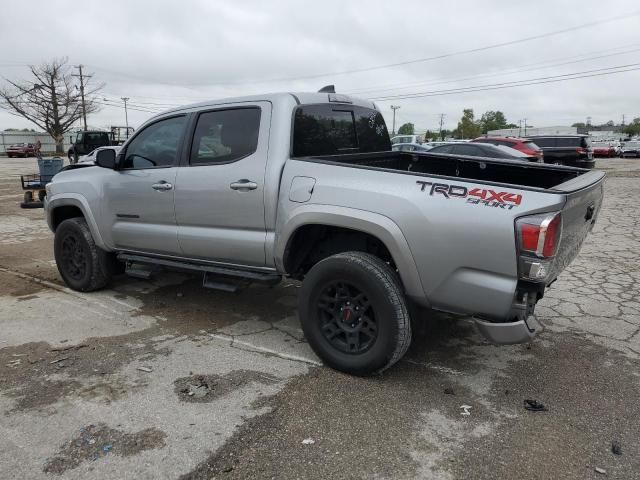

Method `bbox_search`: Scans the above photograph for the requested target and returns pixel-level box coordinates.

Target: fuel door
[289,176,316,203]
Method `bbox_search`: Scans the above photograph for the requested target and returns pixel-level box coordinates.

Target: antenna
[318,85,336,93]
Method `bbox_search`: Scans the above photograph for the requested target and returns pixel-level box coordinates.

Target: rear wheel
[299,252,411,376]
[54,217,114,291]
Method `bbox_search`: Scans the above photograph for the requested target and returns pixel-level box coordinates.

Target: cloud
[1,0,638,132]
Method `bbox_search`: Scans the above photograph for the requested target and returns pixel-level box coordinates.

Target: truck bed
[304,151,593,191]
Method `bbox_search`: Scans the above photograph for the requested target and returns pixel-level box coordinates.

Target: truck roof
[154,92,377,119]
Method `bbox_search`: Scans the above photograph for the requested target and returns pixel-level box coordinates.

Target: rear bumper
[474,315,541,344]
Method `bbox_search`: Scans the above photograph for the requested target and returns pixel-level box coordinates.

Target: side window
[433,145,454,154]
[190,108,261,165]
[453,144,483,156]
[122,116,187,169]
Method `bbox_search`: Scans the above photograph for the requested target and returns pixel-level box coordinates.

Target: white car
[79,146,122,164]
[391,135,422,145]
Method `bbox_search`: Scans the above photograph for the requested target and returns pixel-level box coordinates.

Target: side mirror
[95,149,116,169]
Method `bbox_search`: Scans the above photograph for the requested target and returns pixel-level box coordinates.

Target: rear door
[174,103,271,267]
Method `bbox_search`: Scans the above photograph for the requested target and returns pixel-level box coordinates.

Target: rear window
[528,137,555,147]
[556,138,581,147]
[523,141,541,151]
[292,105,390,156]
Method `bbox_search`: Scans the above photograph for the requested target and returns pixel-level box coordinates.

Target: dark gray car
[428,142,539,162]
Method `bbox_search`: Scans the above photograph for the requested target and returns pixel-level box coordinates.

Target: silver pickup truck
[44,89,604,375]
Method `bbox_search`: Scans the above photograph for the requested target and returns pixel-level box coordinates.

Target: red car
[592,143,616,158]
[471,136,544,162]
[6,143,36,158]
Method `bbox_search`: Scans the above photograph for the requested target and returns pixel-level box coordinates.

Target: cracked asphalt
[0,156,639,479]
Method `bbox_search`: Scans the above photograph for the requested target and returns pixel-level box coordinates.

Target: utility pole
[586,116,592,127]
[438,113,446,140]
[622,114,626,126]
[72,65,91,131]
[518,119,522,137]
[121,97,130,137]
[390,105,400,135]
[523,118,528,136]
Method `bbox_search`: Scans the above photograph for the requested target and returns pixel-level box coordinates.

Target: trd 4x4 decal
[416,181,523,209]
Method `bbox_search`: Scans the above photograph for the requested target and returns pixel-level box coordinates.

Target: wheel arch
[47,195,108,250]
[276,206,426,303]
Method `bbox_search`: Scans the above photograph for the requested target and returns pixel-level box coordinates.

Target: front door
[101,115,188,255]
[174,103,270,267]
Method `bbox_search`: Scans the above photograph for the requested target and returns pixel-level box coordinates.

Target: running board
[117,253,281,285]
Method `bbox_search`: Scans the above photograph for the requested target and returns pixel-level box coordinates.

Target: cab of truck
[67,131,112,164]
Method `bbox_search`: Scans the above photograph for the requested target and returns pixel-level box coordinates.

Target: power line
[369,63,640,101]
[235,12,640,84]
[87,12,639,87]
[346,43,640,96]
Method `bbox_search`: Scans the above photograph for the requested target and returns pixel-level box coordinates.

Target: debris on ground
[136,366,153,373]
[524,399,547,412]
[611,440,622,455]
[180,377,211,398]
[443,388,455,395]
[459,405,472,416]
[50,356,69,364]
[595,467,606,474]
[42,423,166,475]
[302,438,315,445]
[174,370,279,403]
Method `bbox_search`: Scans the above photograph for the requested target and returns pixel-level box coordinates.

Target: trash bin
[37,157,64,181]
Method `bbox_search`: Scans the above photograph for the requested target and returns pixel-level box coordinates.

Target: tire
[23,191,33,203]
[54,217,113,291]
[68,151,78,164]
[299,251,411,376]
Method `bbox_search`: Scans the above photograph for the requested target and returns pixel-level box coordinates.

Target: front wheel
[54,217,114,291]
[299,252,411,376]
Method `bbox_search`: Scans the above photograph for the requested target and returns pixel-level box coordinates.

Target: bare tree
[0,58,102,153]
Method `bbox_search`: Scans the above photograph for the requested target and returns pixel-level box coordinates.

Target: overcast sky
[1,0,639,134]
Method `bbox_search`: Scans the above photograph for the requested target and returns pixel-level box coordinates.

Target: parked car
[427,142,540,162]
[392,143,432,152]
[6,143,36,158]
[525,135,594,168]
[391,135,422,145]
[45,90,604,376]
[471,136,544,162]
[78,146,123,164]
[67,131,115,164]
[592,142,616,158]
[620,141,640,158]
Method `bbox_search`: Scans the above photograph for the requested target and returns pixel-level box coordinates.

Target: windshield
[292,104,391,156]
[523,141,541,151]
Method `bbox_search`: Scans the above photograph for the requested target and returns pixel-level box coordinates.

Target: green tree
[456,109,481,139]
[479,110,509,133]
[571,122,586,128]
[397,122,414,135]
[623,117,640,136]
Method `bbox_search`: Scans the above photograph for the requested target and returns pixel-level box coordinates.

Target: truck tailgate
[551,170,605,276]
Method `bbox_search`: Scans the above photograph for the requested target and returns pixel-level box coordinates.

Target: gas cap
[289,176,316,203]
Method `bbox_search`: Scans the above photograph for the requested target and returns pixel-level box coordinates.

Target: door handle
[151,181,173,191]
[230,179,258,191]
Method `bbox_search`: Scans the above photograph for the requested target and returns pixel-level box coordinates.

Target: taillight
[576,147,587,154]
[536,151,544,163]
[516,213,562,281]
[517,213,561,258]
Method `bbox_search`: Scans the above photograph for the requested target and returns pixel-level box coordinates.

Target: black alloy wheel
[316,281,378,355]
